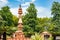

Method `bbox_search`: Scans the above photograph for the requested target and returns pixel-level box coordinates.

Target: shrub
[31,33,43,40]
[48,36,53,40]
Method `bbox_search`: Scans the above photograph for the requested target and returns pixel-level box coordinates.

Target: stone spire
[13,5,25,40]
[17,4,23,32]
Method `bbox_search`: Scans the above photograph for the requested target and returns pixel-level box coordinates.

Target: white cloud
[37,7,51,18]
[0,0,8,8]
[0,0,8,3]
[10,6,27,17]
[21,2,30,6]
[31,0,35,3]
[21,0,36,6]
[16,0,36,7]
[10,6,51,18]
[10,8,18,17]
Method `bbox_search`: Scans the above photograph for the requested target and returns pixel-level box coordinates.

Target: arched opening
[44,35,50,40]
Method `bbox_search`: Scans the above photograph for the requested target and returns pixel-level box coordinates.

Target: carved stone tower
[13,5,25,40]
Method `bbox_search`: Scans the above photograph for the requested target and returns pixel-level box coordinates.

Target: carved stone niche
[40,31,52,40]
[44,35,50,40]
[12,31,25,40]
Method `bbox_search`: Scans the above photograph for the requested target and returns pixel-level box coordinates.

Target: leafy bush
[31,33,53,40]
[31,33,43,40]
[48,36,53,40]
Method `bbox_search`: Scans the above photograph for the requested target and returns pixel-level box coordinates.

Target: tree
[23,3,37,37]
[1,6,13,26]
[0,6,17,40]
[51,2,60,34]
[0,15,3,39]
[0,10,7,39]
[12,15,18,26]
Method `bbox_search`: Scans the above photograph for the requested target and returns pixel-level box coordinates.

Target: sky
[0,0,60,18]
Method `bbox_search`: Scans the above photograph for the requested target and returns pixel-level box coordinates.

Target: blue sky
[0,0,60,18]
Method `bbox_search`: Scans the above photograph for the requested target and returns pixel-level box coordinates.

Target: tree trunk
[3,32,6,40]
[0,35,1,40]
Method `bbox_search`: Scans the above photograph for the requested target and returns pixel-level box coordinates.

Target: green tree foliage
[36,17,54,33]
[0,15,5,34]
[0,6,18,40]
[23,3,37,37]
[51,2,60,34]
[12,15,18,26]
[1,6,13,26]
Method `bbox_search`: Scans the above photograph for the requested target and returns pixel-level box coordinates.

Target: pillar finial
[18,4,22,14]
[19,4,21,8]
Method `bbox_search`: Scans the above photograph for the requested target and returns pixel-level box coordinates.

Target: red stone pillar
[13,5,25,40]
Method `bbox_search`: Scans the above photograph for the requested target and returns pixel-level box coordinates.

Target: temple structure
[13,5,25,40]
